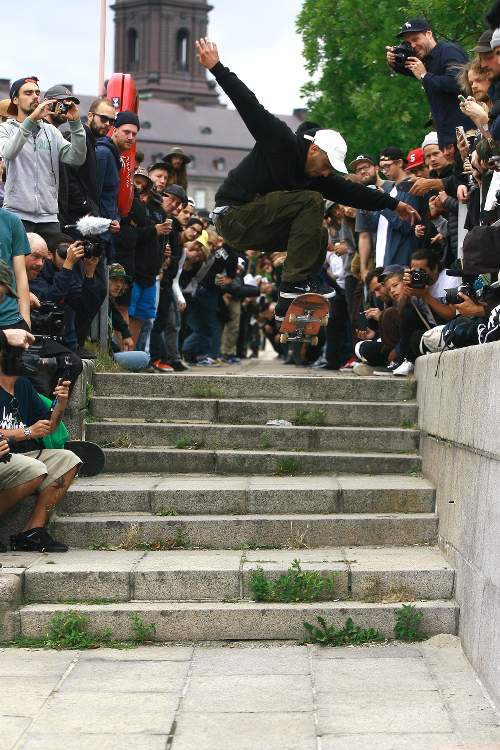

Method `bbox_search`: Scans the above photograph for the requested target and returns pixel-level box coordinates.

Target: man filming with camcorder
[386,18,473,149]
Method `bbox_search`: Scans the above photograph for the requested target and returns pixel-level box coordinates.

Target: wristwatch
[23,427,32,439]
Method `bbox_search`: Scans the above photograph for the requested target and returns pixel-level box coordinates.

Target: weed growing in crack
[275,457,299,475]
[294,408,328,426]
[394,604,425,641]
[249,559,336,603]
[302,616,384,646]
[129,613,156,643]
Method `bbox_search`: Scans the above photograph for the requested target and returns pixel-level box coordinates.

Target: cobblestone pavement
[1,637,500,749]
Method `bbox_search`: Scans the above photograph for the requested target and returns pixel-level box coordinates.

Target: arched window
[177,29,189,71]
[128,28,139,68]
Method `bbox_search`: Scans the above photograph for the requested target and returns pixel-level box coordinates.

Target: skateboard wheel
[279,333,289,344]
[288,314,297,324]
[311,336,319,346]
[321,315,329,327]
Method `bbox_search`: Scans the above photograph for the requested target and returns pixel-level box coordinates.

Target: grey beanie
[491,27,500,49]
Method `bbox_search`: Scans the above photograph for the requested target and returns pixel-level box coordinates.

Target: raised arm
[196,38,292,143]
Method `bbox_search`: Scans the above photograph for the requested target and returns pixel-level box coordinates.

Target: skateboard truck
[278,293,330,346]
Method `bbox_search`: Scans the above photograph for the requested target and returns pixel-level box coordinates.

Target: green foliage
[302,615,384,646]
[155,507,179,517]
[275,457,300,475]
[99,433,132,449]
[94,350,123,373]
[296,0,485,159]
[191,384,224,399]
[394,604,426,641]
[260,431,273,449]
[249,559,336,602]
[295,408,328,426]
[175,436,205,449]
[401,418,417,429]
[128,612,156,643]
[85,383,94,407]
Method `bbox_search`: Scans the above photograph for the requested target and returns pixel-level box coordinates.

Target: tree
[296,0,486,160]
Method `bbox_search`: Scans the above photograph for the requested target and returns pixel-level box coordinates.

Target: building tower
[112,0,220,106]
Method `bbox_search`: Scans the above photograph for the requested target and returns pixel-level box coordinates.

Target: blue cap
[378,264,405,280]
[396,18,432,37]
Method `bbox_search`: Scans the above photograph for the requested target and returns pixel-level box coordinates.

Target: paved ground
[2,637,500,749]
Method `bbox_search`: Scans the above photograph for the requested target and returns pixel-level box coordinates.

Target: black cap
[379,146,406,162]
[44,84,80,104]
[473,29,494,53]
[8,76,39,115]
[349,154,375,170]
[396,18,432,37]
[378,264,405,280]
[115,111,140,130]
[162,183,188,205]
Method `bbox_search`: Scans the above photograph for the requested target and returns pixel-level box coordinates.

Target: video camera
[57,235,104,261]
[392,41,413,73]
[30,301,65,340]
[61,216,113,260]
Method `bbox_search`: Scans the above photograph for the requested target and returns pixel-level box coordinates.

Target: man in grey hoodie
[0,77,86,239]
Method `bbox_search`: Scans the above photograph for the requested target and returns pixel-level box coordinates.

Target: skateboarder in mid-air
[196,38,420,321]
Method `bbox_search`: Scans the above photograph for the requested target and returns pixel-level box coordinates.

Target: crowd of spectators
[2,11,500,551]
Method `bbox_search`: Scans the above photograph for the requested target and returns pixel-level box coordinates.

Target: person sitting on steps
[195,37,420,322]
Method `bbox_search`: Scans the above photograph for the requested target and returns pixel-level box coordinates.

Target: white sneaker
[373,362,398,376]
[392,359,414,376]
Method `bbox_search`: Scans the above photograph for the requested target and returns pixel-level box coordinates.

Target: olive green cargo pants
[216,190,328,282]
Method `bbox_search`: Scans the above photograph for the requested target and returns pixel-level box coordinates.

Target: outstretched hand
[196,38,220,70]
[395,201,421,225]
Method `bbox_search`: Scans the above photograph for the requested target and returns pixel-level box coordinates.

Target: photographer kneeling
[0,342,80,553]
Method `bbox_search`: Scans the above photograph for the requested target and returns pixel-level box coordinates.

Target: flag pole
[98,0,107,95]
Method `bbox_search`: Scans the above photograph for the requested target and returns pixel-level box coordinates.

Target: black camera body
[409,268,432,289]
[56,238,104,261]
[2,343,59,378]
[444,282,476,305]
[31,302,65,340]
[392,41,414,73]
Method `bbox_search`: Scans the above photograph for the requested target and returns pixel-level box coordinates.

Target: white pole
[98,0,107,95]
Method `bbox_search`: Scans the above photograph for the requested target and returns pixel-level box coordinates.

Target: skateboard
[279,293,330,346]
[106,73,139,217]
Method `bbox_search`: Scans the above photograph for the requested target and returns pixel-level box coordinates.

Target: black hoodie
[212,62,399,214]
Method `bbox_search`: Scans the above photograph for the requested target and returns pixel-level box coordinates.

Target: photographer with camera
[0,77,86,238]
[0,353,80,552]
[28,232,105,354]
[386,19,472,149]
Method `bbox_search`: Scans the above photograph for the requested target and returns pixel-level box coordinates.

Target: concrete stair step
[18,600,458,641]
[100,447,422,475]
[93,372,415,402]
[62,474,436,515]
[86,422,419,453]
[51,512,438,549]
[90,396,418,428]
[16,547,454,604]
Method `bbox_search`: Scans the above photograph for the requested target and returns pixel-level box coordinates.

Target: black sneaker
[169,359,191,372]
[275,296,292,322]
[307,278,336,298]
[278,280,312,299]
[10,527,68,553]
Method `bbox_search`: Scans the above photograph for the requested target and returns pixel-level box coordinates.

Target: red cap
[405,147,424,171]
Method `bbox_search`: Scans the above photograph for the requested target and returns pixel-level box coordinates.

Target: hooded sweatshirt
[0,117,86,223]
[95,136,121,221]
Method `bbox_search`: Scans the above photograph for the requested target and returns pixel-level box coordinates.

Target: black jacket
[391,41,472,147]
[62,125,100,225]
[211,62,399,213]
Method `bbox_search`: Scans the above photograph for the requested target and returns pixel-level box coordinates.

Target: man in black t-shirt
[0,367,81,553]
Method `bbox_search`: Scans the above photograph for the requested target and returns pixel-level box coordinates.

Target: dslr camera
[392,41,413,73]
[30,301,65,340]
[57,237,104,261]
[409,268,432,289]
[444,267,484,305]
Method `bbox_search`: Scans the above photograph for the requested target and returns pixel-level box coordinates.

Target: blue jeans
[182,287,221,360]
[113,351,150,371]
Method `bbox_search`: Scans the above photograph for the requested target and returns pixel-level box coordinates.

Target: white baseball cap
[422,131,439,150]
[304,129,348,174]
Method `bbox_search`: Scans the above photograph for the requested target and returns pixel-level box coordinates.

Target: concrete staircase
[9,367,458,642]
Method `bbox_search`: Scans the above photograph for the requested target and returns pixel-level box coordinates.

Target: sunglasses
[91,112,116,126]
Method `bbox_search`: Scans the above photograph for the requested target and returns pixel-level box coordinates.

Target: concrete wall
[416,342,500,707]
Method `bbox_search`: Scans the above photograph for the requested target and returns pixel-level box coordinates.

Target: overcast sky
[0,0,307,114]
